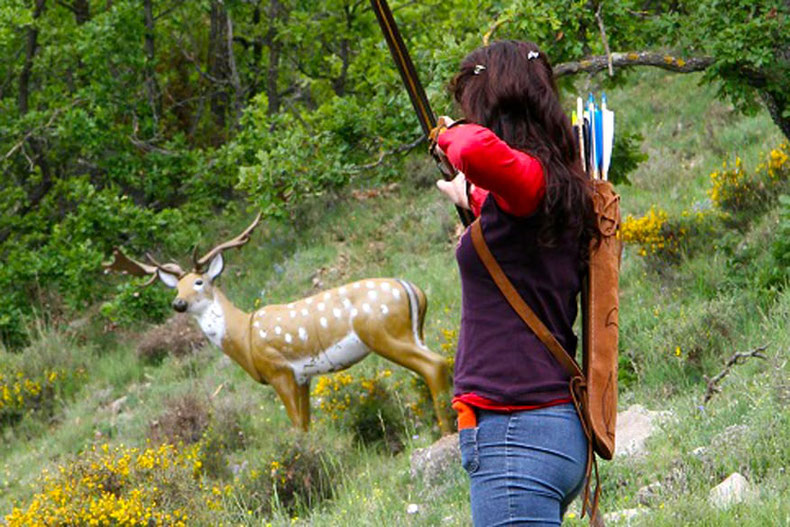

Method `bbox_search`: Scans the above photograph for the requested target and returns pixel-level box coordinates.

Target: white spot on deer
[291,333,371,384]
[342,298,351,309]
[317,302,325,311]
[277,317,282,322]
[365,281,374,289]
[381,304,389,315]
[301,308,309,316]
[381,282,391,291]
[323,292,331,300]
[306,298,313,304]
[287,303,294,309]
[367,290,378,301]
[362,303,372,314]
[285,333,293,343]
[253,321,260,328]
[298,327,308,341]
[339,286,347,295]
[275,326,282,335]
[290,311,297,318]
[350,308,358,317]
[259,330,267,338]
[333,307,342,318]
[392,288,401,300]
[353,283,360,289]
[320,317,328,328]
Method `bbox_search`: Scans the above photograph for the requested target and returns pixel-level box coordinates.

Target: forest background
[1,0,789,525]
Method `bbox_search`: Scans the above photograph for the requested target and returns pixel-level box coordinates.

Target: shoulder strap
[470,219,583,379]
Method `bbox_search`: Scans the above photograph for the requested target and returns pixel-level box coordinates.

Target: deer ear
[207,253,224,282]
[158,269,180,289]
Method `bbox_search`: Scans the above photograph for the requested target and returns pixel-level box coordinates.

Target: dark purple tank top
[454,193,584,405]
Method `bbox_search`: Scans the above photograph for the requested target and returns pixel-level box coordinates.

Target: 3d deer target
[104,213,452,434]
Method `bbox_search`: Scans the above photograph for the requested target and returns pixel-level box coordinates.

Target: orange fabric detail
[454,393,572,413]
[452,401,477,430]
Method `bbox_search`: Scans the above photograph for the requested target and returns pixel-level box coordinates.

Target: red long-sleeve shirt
[437,124,546,217]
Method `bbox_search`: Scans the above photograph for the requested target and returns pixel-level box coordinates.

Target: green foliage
[608,131,648,186]
[772,194,790,273]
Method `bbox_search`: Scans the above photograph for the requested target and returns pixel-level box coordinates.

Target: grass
[2,69,789,525]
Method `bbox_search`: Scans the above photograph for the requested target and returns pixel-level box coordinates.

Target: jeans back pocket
[459,427,480,474]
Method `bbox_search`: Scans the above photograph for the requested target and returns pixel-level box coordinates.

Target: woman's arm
[437,123,545,217]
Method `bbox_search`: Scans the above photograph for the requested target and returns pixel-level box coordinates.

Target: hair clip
[473,64,486,75]
[527,51,540,60]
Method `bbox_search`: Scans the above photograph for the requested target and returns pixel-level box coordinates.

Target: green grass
[2,70,790,525]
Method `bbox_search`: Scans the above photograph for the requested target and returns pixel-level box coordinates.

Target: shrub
[707,143,790,215]
[4,442,213,526]
[772,194,790,276]
[620,206,682,259]
[148,394,211,446]
[312,370,406,451]
[226,435,338,518]
[0,334,88,429]
[136,314,206,364]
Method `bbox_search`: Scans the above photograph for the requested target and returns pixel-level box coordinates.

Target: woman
[433,41,599,526]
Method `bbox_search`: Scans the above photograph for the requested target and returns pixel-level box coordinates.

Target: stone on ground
[709,472,754,509]
[615,404,673,457]
[410,432,460,484]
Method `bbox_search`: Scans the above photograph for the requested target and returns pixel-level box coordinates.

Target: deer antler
[193,212,262,271]
[103,247,185,286]
[144,253,186,277]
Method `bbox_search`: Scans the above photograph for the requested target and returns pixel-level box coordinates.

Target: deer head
[103,212,262,317]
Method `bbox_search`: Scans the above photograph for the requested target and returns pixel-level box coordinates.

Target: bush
[4,442,213,526]
[707,142,790,216]
[136,314,206,364]
[311,370,406,452]
[226,435,338,518]
[148,394,210,446]
[0,332,88,429]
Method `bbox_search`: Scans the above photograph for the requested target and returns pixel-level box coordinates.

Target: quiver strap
[470,219,606,526]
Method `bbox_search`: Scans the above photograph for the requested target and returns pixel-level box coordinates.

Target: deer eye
[194,279,204,287]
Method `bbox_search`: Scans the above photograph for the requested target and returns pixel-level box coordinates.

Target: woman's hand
[436,172,471,210]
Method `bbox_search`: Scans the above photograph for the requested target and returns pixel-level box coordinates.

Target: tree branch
[595,2,614,77]
[353,135,425,172]
[553,51,715,78]
[703,345,768,403]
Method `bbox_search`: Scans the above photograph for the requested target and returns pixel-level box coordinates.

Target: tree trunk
[143,0,161,130]
[249,0,263,98]
[73,0,90,24]
[264,0,282,116]
[19,0,46,116]
[208,0,230,130]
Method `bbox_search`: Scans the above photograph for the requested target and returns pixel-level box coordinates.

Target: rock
[615,405,672,457]
[603,508,648,524]
[410,433,460,484]
[711,424,749,449]
[110,396,128,415]
[709,472,754,509]
[636,482,663,506]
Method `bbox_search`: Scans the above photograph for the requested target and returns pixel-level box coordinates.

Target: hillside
[2,70,789,526]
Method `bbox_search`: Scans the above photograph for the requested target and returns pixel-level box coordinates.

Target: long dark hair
[450,40,598,249]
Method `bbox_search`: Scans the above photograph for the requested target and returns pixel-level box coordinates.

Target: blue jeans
[459,404,588,526]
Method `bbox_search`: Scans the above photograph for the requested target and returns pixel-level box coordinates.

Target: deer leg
[370,337,453,435]
[269,371,311,432]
